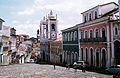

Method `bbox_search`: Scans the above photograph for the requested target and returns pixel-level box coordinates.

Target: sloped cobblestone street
[0,63,112,78]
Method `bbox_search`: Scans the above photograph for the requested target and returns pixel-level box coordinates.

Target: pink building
[79,2,119,68]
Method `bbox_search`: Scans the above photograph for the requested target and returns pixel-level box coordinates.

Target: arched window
[96,48,100,67]
[90,48,94,66]
[85,30,88,38]
[102,28,106,38]
[71,32,73,41]
[95,11,98,19]
[84,16,87,22]
[95,29,99,38]
[51,24,55,31]
[69,32,71,41]
[62,34,65,41]
[81,31,83,39]
[115,27,118,35]
[81,48,84,61]
[86,48,88,62]
[114,40,120,64]
[65,33,67,41]
[102,49,106,67]
[89,14,92,21]
[74,31,77,41]
[64,34,66,41]
[68,33,70,41]
[90,30,93,38]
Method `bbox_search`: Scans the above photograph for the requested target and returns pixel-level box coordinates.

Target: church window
[51,24,55,31]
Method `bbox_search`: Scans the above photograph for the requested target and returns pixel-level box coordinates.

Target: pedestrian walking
[82,65,86,73]
[66,64,68,69]
[113,72,120,78]
[73,62,77,72]
[68,64,70,70]
[53,64,56,70]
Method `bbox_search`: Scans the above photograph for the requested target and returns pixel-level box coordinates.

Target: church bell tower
[40,10,58,40]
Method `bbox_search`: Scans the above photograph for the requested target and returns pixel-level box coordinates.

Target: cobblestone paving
[0,63,112,78]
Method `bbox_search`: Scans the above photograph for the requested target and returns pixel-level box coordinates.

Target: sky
[0,0,118,37]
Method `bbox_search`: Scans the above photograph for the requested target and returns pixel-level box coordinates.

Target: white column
[19,58,21,64]
[62,51,64,63]
[2,54,3,65]
[78,28,81,61]
[111,23,114,66]
[106,25,110,67]
[22,56,24,63]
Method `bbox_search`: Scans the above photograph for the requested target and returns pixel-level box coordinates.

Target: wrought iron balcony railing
[80,37,106,43]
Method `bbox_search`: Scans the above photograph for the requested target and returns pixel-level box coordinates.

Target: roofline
[101,8,118,17]
[81,5,99,14]
[61,17,109,32]
[0,18,5,22]
[61,24,79,32]
[100,2,118,7]
[81,2,118,14]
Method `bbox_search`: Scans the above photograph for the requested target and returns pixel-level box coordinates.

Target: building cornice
[78,16,108,28]
[61,24,79,32]
[0,18,5,22]
[81,2,118,14]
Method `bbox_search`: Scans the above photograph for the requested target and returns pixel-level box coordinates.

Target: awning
[113,40,120,43]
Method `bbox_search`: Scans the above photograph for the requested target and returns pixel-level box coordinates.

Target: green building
[62,24,80,65]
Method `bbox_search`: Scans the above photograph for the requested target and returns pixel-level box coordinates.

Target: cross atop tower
[50,10,53,15]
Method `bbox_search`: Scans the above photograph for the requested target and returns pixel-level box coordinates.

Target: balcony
[80,37,106,43]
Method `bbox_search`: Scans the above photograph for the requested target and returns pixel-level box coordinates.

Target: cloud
[12,20,20,24]
[15,0,118,37]
[12,20,39,37]
[15,24,38,37]
[17,9,35,16]
[17,0,45,16]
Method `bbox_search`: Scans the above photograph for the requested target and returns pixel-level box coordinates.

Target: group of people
[53,62,86,73]
[113,72,120,78]
[66,64,70,70]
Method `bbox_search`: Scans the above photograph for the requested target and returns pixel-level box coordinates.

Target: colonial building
[109,0,120,65]
[40,11,58,62]
[10,28,16,53]
[0,18,11,65]
[16,34,29,50]
[2,25,10,65]
[110,18,120,66]
[0,18,5,64]
[62,25,79,65]
[49,40,62,64]
[79,2,118,68]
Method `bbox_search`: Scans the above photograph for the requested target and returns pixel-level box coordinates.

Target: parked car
[106,65,120,74]
[30,59,34,63]
[73,61,89,69]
